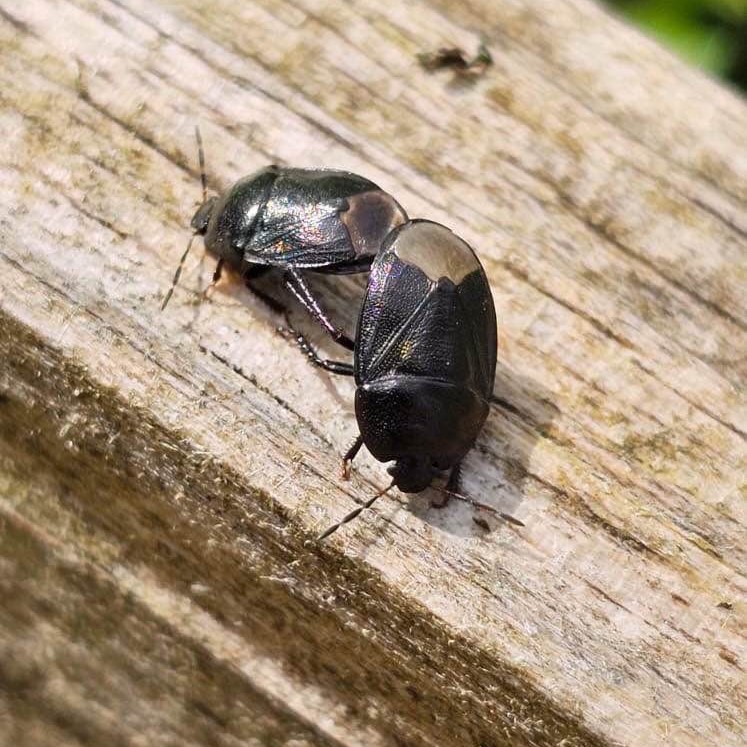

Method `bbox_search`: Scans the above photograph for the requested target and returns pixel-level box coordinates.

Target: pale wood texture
[1,1,745,746]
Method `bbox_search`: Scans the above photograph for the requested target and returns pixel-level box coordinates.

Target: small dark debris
[405,684,422,701]
[472,516,490,531]
[670,593,690,606]
[417,41,492,77]
[717,601,734,610]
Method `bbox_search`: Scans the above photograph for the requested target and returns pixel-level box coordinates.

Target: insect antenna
[318,481,395,541]
[196,124,208,202]
[432,487,525,526]
[161,234,196,311]
[161,127,208,311]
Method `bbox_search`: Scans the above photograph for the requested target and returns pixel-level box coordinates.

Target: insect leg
[291,330,355,376]
[284,268,355,351]
[431,462,462,508]
[446,462,462,492]
[341,434,364,480]
[241,265,289,314]
[202,258,225,300]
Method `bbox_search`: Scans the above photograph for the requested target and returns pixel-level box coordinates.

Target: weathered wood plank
[0,1,745,746]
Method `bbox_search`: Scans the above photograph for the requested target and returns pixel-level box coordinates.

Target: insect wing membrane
[248,170,377,268]
[356,229,494,399]
[455,268,497,397]
[354,249,431,382]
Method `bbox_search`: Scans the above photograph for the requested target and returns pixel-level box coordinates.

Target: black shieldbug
[352,219,497,488]
[296,220,499,538]
[163,130,407,349]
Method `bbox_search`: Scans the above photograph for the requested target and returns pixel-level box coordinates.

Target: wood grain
[0,1,745,746]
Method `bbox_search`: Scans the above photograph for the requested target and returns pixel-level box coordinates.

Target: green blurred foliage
[606,0,746,91]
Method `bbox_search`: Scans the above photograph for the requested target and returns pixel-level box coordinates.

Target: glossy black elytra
[296,220,498,539]
[163,129,407,350]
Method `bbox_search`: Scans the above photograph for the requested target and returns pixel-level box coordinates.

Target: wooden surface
[1,1,745,745]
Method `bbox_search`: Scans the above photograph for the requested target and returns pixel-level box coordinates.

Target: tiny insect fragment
[417,41,492,77]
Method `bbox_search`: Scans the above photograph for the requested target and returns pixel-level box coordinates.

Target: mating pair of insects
[165,131,500,539]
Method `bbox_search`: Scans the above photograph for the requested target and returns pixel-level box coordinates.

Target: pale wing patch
[341,191,408,258]
[391,221,479,284]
